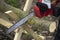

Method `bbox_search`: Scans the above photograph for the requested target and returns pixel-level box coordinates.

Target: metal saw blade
[6,12,34,34]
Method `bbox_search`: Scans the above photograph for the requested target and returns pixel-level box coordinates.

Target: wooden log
[0,18,43,40]
[22,25,42,40]
[0,16,56,39]
[23,0,33,12]
[0,18,13,28]
[49,22,56,32]
[0,15,56,39]
[5,10,19,22]
[14,27,23,40]
[5,10,23,40]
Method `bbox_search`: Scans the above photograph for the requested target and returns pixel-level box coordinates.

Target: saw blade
[6,12,34,34]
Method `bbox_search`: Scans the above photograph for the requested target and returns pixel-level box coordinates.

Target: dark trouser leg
[54,19,60,40]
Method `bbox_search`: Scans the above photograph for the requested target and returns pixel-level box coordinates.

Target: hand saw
[6,0,51,34]
[6,11,34,34]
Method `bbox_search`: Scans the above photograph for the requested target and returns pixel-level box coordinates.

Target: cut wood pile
[0,0,57,40]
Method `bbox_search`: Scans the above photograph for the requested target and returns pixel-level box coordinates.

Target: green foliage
[6,0,19,8]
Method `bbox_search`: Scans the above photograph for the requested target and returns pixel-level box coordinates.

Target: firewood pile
[0,0,58,40]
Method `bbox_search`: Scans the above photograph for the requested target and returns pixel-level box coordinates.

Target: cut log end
[5,10,12,14]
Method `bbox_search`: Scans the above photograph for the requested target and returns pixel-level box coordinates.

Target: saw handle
[34,2,53,18]
[34,0,60,18]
